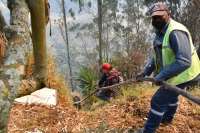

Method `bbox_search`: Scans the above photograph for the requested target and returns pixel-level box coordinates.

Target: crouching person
[96,63,123,101]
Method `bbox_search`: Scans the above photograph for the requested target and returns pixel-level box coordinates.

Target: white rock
[16,65,25,75]
[14,88,57,106]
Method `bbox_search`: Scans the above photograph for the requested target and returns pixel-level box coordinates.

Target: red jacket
[99,68,122,87]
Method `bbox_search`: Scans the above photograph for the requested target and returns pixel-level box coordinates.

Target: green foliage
[77,66,99,109]
[120,84,155,99]
[0,102,10,133]
[71,0,92,12]
[2,87,9,101]
[90,99,109,111]
[69,8,75,18]
[78,67,98,96]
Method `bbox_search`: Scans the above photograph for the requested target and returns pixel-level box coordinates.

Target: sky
[0,0,9,23]
[0,0,95,26]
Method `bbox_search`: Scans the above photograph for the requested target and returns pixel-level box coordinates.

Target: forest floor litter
[7,87,200,133]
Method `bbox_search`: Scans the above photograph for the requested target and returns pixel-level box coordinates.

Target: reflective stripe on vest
[156,19,200,85]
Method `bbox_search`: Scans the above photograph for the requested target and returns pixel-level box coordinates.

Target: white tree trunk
[0,0,32,132]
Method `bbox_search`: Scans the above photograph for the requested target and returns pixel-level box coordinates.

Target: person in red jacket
[97,63,123,101]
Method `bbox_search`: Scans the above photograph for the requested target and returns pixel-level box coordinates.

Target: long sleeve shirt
[98,73,108,87]
[144,26,193,81]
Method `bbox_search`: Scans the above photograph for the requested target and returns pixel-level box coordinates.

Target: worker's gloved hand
[154,78,163,86]
[136,73,145,82]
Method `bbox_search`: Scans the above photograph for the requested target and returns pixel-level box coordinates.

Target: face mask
[152,20,167,30]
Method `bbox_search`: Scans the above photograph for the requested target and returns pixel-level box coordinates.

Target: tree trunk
[0,0,31,132]
[97,0,103,66]
[0,10,6,31]
[61,0,74,91]
[0,0,49,131]
[106,23,109,62]
[78,0,82,12]
[27,0,47,87]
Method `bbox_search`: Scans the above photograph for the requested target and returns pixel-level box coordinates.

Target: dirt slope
[7,90,200,133]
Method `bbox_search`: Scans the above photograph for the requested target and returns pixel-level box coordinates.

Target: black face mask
[152,20,167,30]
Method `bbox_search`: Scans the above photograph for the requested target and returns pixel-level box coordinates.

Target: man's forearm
[155,59,191,81]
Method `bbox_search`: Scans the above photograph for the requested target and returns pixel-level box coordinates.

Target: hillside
[0,1,200,133]
[7,85,200,133]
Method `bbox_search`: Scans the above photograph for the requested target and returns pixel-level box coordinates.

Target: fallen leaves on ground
[7,91,200,133]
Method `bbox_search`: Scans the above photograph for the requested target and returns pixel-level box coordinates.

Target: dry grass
[7,84,200,133]
[24,54,72,106]
[45,56,72,107]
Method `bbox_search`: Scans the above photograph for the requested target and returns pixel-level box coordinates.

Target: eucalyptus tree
[111,0,150,78]
[179,0,200,57]
[71,0,116,65]
[61,0,74,90]
[97,0,103,66]
[0,0,48,132]
[27,0,48,89]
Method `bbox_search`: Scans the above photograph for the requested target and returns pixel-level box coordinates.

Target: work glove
[136,73,145,82]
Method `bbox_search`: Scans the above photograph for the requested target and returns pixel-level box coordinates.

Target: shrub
[78,66,98,96]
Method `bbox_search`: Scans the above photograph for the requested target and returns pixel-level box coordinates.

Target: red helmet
[102,63,112,71]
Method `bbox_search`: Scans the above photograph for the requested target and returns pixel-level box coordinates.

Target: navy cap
[146,2,169,16]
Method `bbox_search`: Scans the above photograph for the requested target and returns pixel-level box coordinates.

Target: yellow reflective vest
[154,19,200,85]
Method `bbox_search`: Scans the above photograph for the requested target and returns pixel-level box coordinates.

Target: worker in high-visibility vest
[135,2,200,133]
